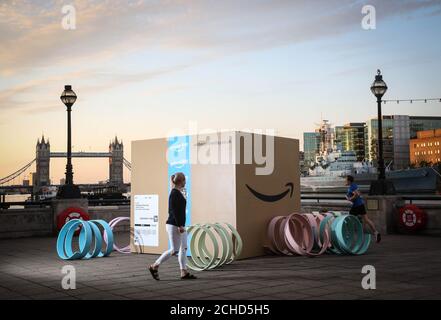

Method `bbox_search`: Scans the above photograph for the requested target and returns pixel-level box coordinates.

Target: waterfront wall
[0,205,130,239]
[1,200,439,238]
[421,204,441,236]
[0,208,53,239]
[88,206,130,232]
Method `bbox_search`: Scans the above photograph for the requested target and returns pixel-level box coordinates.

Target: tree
[419,160,433,168]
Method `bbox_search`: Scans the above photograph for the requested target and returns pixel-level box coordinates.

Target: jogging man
[346,175,381,243]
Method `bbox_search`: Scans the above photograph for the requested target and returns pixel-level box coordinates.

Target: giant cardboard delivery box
[130,131,300,259]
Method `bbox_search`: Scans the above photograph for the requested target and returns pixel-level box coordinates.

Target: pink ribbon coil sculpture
[266,212,371,256]
[104,217,131,253]
[267,213,330,256]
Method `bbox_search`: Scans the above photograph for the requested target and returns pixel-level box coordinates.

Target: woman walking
[148,172,197,280]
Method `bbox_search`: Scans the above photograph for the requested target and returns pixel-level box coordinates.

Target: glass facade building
[341,123,366,161]
[365,115,441,170]
[334,123,366,161]
[334,126,344,152]
[304,115,441,170]
[303,132,320,166]
[409,116,441,139]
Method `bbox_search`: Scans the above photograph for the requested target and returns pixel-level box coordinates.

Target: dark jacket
[166,188,186,227]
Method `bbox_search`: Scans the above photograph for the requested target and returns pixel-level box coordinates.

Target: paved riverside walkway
[0,233,440,300]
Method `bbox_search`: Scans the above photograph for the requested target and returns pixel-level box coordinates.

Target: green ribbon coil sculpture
[186,223,243,271]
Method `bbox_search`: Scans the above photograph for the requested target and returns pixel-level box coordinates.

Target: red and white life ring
[397,205,427,233]
[57,207,90,231]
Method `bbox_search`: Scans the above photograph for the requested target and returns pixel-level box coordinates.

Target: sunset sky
[1,0,441,184]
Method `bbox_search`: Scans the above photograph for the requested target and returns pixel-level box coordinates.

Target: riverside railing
[1,198,130,210]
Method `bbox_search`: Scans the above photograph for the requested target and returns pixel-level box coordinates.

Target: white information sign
[133,195,159,247]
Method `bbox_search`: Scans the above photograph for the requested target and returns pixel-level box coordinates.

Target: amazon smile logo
[246,183,294,202]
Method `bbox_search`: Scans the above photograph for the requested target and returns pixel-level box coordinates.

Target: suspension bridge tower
[35,135,50,190]
[109,136,124,186]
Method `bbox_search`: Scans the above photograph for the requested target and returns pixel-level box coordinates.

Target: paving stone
[266,292,312,300]
[30,291,72,300]
[298,287,336,297]
[0,233,440,300]
[315,292,363,300]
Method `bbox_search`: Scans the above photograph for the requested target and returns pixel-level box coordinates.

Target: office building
[365,115,409,170]
[409,116,441,138]
[303,132,320,166]
[410,129,441,166]
[303,115,441,170]
[334,123,366,161]
[365,115,441,170]
[334,126,344,152]
[299,151,309,175]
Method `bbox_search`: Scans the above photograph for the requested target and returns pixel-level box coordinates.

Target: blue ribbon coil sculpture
[57,219,114,260]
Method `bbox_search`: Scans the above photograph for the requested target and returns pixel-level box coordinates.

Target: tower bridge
[0,136,131,194]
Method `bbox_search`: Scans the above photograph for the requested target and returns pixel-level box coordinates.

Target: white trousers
[154,224,188,270]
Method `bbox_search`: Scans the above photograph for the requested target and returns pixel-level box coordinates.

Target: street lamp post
[369,70,395,195]
[57,85,81,199]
